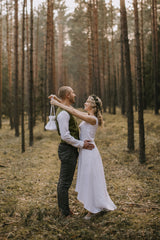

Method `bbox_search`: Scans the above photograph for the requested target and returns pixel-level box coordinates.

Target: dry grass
[0,109,160,240]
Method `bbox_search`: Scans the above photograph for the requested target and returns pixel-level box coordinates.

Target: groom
[50,86,94,217]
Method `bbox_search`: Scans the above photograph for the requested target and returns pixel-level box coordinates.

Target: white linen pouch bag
[45,105,57,131]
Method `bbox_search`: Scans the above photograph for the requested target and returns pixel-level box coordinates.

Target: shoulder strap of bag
[50,105,55,116]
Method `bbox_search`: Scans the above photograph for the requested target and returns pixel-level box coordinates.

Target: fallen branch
[0,165,7,168]
[121,201,160,210]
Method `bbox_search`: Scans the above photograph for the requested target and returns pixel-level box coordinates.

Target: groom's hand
[83,140,95,150]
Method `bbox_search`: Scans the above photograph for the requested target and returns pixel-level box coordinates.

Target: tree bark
[6,0,14,129]
[101,7,106,111]
[0,3,2,129]
[26,9,30,123]
[44,19,48,129]
[133,40,138,112]
[57,7,64,88]
[98,0,106,107]
[21,0,26,152]
[120,0,134,151]
[120,13,125,115]
[140,0,146,109]
[33,10,39,126]
[133,0,145,163]
[51,0,56,93]
[14,0,19,137]
[89,0,100,96]
[87,1,93,94]
[46,0,56,95]
[110,0,116,114]
[93,0,100,96]
[151,0,159,114]
[29,0,34,146]
[105,5,111,113]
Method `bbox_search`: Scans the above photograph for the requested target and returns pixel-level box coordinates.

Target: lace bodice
[79,117,98,142]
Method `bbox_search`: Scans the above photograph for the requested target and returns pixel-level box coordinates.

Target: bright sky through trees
[27,0,133,11]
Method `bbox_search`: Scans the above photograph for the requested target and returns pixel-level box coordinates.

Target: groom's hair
[58,86,71,99]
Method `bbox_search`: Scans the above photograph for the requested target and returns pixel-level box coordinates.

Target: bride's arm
[51,99,96,125]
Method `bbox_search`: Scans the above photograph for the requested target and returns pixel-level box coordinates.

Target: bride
[50,94,116,219]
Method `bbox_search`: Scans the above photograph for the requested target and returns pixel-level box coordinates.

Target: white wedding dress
[75,117,117,213]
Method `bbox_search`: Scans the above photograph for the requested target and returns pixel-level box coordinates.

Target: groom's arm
[57,111,84,148]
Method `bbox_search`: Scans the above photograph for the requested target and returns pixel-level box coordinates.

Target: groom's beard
[69,97,75,105]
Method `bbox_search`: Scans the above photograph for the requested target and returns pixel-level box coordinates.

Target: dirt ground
[0,110,160,240]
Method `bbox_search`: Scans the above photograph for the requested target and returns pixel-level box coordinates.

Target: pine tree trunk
[47,0,56,95]
[110,0,116,114]
[133,0,145,163]
[87,1,93,94]
[33,11,39,126]
[63,65,67,86]
[26,9,30,122]
[44,28,48,129]
[106,39,111,114]
[116,61,119,106]
[120,0,134,151]
[6,0,14,129]
[105,5,111,113]
[89,0,100,96]
[50,0,56,93]
[133,40,138,112]
[44,0,51,128]
[99,0,106,107]
[140,0,146,109]
[87,29,92,94]
[21,0,26,153]
[93,0,100,96]
[0,3,2,129]
[57,10,64,88]
[14,0,19,137]
[101,30,106,111]
[151,0,159,114]
[120,25,125,115]
[154,0,159,113]
[29,0,34,146]
[39,57,44,122]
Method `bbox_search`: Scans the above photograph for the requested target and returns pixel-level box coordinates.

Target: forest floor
[0,109,160,240]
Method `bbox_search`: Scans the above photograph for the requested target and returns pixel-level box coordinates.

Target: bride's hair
[88,95,103,127]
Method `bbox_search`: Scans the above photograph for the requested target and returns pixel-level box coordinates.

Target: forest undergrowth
[0,109,160,240]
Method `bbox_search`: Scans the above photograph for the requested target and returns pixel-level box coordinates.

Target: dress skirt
[75,145,117,213]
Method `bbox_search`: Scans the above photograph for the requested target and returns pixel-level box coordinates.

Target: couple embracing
[49,86,116,220]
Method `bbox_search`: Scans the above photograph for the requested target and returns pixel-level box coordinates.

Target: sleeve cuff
[79,141,84,149]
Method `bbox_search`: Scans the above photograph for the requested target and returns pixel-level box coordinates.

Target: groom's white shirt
[57,110,84,148]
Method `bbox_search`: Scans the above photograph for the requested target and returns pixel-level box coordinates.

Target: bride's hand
[48,94,62,103]
[48,94,56,99]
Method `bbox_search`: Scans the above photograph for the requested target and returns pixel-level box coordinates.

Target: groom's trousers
[57,142,78,216]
